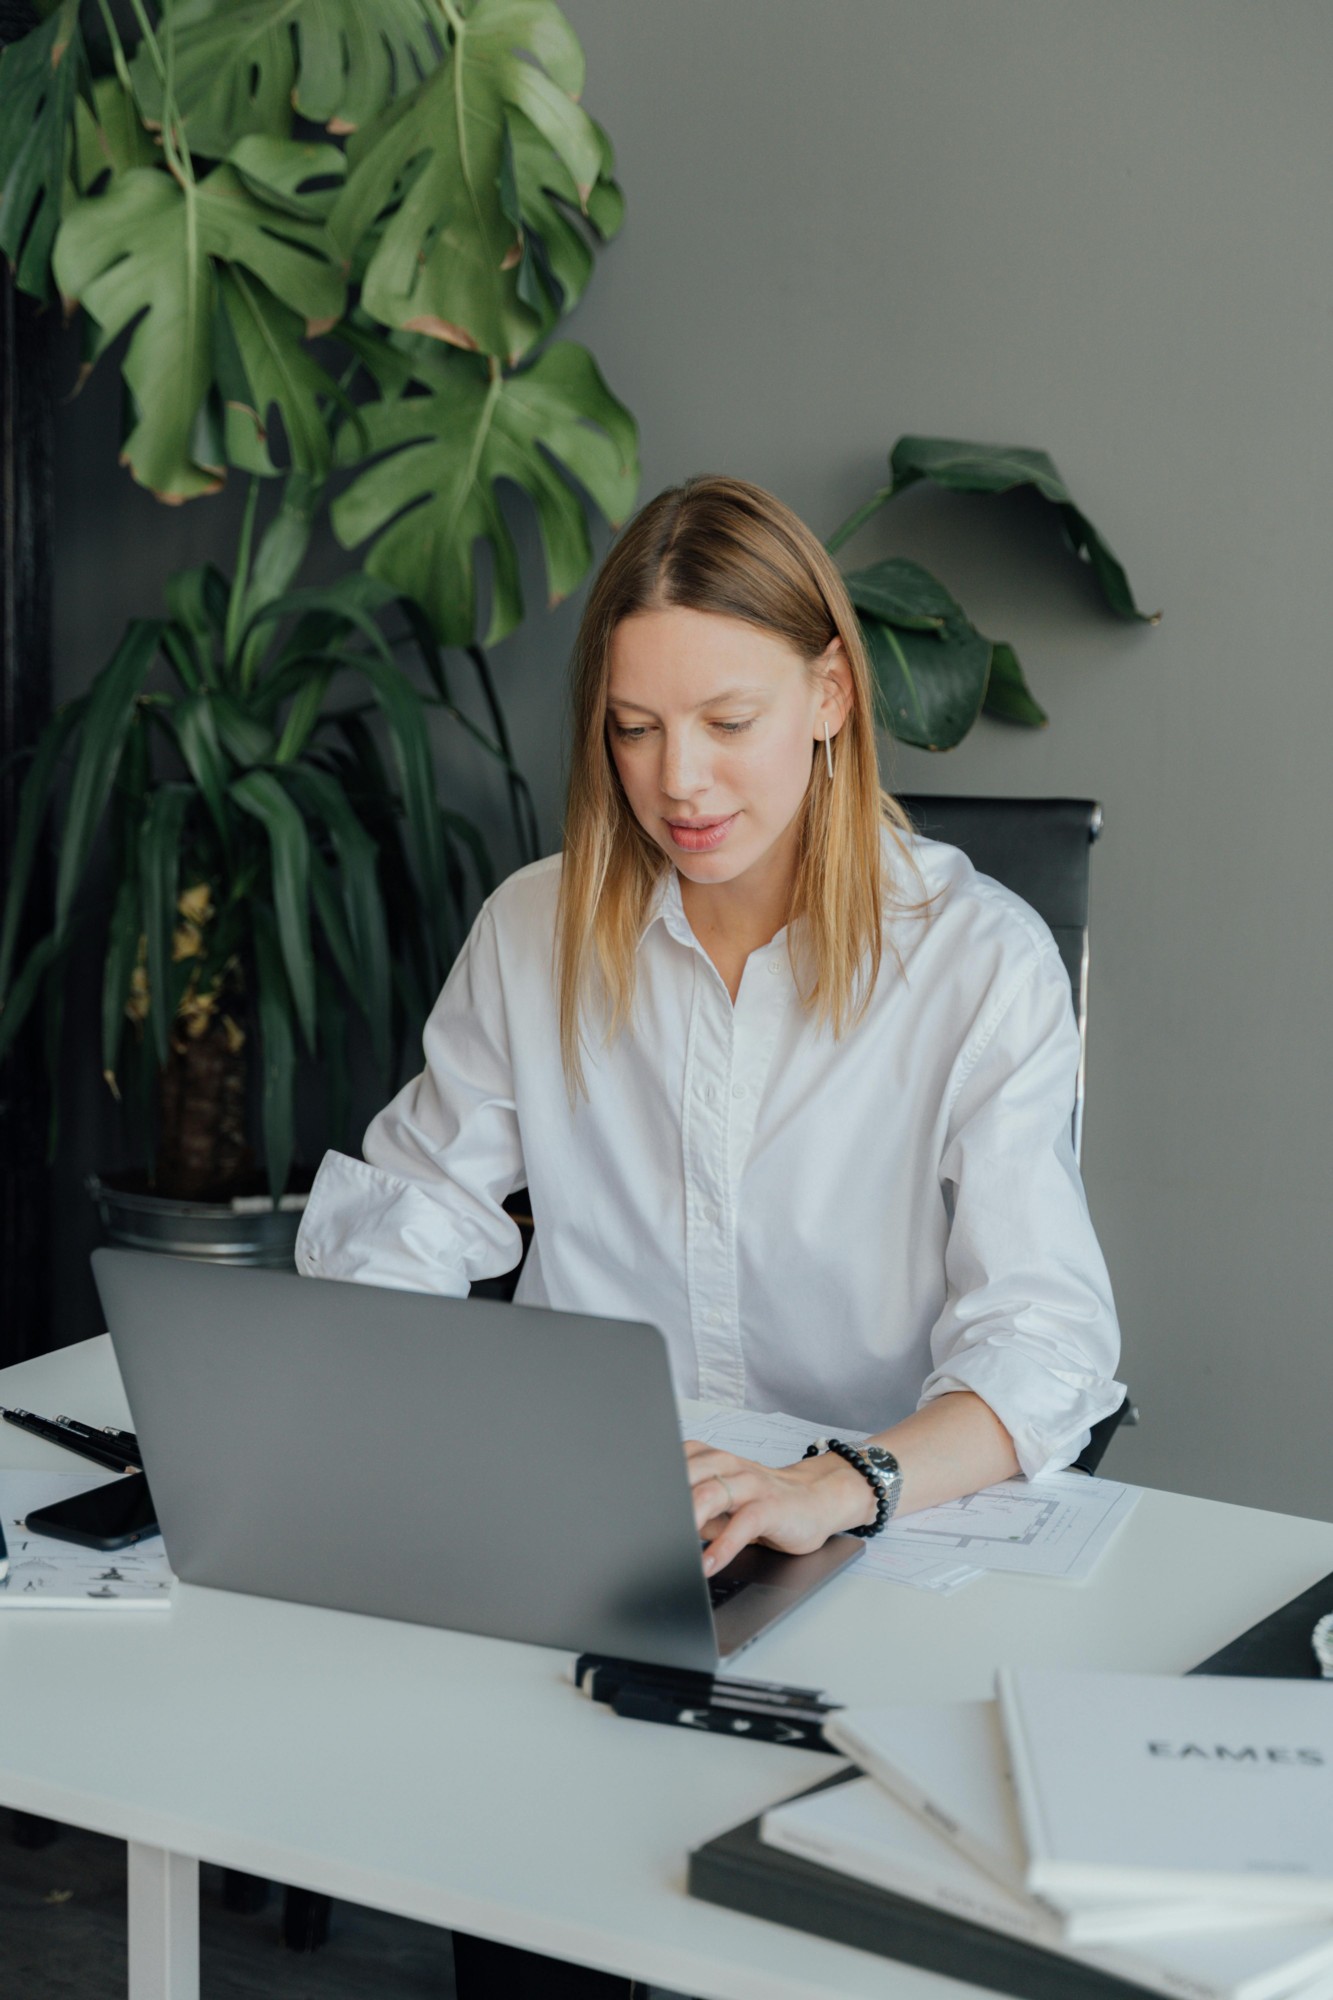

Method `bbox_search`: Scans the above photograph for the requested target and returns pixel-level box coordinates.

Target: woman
[297,473,1121,1561]
[297,474,1122,2000]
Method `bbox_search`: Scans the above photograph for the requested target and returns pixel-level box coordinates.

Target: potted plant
[826,433,1157,749]
[0,0,638,1253]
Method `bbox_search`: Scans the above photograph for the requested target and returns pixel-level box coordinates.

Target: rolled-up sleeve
[295,903,525,1294]
[917,939,1124,1479]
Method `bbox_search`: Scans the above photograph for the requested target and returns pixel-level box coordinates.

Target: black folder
[1189,1568,1333,1679]
[687,1568,1333,1999]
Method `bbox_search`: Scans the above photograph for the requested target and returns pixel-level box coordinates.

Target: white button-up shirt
[296,835,1123,1478]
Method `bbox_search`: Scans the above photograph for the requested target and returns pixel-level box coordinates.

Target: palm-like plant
[0,0,638,1204]
[0,473,540,1202]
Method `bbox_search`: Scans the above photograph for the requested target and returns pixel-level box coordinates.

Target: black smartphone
[25,1473,159,1551]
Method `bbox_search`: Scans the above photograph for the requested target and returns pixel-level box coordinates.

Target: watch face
[863,1446,900,1478]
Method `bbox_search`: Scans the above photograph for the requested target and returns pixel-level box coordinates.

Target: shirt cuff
[295,1149,516,1295]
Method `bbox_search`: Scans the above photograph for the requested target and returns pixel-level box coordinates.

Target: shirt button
[767,960,782,978]
[705,1308,723,1327]
[704,1203,718,1224]
[731,1082,746,1099]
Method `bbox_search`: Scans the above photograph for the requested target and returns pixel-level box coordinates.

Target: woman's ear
[815,638,855,738]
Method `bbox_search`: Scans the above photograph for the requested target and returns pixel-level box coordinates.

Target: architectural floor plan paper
[679,1402,1139,1587]
[0,1470,172,1609]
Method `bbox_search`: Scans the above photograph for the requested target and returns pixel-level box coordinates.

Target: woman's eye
[611,723,649,742]
[713,719,754,735]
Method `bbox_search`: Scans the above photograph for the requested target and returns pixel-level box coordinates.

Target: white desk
[3,1336,1332,2000]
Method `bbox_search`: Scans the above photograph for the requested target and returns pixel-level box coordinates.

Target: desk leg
[127,1842,200,2000]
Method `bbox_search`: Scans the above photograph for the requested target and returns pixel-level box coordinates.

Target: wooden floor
[1,1816,456,1998]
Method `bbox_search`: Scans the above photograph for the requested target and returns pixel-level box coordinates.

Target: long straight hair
[557,475,918,1092]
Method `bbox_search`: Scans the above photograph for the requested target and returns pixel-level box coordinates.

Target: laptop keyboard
[707,1571,748,1609]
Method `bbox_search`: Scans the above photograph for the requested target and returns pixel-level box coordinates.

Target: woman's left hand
[683,1440,876,1575]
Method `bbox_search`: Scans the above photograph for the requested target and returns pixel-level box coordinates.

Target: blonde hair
[557,474,918,1091]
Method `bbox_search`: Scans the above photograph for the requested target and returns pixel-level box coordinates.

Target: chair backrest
[895,795,1102,1162]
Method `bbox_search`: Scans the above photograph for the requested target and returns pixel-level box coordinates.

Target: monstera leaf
[331,0,611,361]
[332,340,638,645]
[0,0,82,301]
[129,0,440,156]
[849,561,993,752]
[842,436,1158,624]
[54,163,345,498]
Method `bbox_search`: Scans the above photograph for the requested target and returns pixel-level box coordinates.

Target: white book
[762,1776,1333,2000]
[998,1667,1333,1912]
[824,1699,1326,1944]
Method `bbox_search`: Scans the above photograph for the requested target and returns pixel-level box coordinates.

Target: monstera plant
[828,434,1158,752]
[0,0,639,1205]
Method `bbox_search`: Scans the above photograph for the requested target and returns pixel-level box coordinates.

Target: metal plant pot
[86,1174,308,1269]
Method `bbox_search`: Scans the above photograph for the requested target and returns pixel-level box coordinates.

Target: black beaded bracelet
[803,1437,891,1539]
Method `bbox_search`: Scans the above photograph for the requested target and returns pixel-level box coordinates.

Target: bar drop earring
[824,720,834,780]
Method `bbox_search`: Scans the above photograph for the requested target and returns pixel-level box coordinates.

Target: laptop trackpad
[712,1538,862,1660]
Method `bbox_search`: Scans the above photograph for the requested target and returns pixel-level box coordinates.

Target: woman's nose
[660,730,707,801]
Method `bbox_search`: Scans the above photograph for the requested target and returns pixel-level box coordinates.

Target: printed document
[0,1470,172,1609]
[679,1401,1139,1589]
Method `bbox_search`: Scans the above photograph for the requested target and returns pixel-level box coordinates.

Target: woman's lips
[665,814,738,853]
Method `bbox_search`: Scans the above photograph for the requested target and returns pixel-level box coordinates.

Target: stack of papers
[762,1670,1333,2000]
[0,1470,173,1609]
[679,1400,1141,1592]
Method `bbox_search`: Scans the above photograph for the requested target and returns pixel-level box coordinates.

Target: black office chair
[896,795,1132,1474]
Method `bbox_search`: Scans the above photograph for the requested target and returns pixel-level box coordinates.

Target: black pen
[609,1683,837,1751]
[59,1417,140,1454]
[574,1652,827,1709]
[54,1418,140,1470]
[56,1416,140,1459]
[1,1409,138,1474]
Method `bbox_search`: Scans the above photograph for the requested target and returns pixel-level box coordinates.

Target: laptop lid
[92,1249,859,1671]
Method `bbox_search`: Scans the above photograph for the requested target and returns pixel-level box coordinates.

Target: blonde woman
[297,474,1122,1569]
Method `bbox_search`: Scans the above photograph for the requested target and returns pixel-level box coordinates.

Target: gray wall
[50,1,1333,1518]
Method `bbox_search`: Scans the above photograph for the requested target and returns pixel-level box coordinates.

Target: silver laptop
[91,1248,861,1670]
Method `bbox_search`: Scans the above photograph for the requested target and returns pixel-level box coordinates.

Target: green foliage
[1,0,637,641]
[331,341,639,646]
[0,482,540,1196]
[829,435,1156,750]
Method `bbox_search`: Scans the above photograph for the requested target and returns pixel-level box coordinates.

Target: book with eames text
[760,1775,1333,2000]
[998,1668,1333,1912]
[823,1699,1326,1945]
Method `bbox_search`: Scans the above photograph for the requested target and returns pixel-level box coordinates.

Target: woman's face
[606,606,847,896]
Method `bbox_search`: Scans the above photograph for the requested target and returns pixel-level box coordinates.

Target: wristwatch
[860,1445,904,1528]
[807,1437,904,1537]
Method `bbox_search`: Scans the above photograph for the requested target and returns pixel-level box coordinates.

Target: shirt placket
[680,939,788,1406]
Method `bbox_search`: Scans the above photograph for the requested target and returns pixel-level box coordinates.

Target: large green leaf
[251,902,296,1202]
[859,589,992,752]
[55,620,163,936]
[231,769,317,1052]
[0,0,81,301]
[130,0,440,157]
[72,76,158,193]
[332,340,638,645]
[169,691,234,849]
[331,0,603,361]
[101,876,142,1086]
[843,557,951,632]
[983,641,1048,728]
[285,766,391,1076]
[499,107,623,340]
[139,785,192,1065]
[53,163,345,498]
[886,436,1158,624]
[215,267,340,479]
